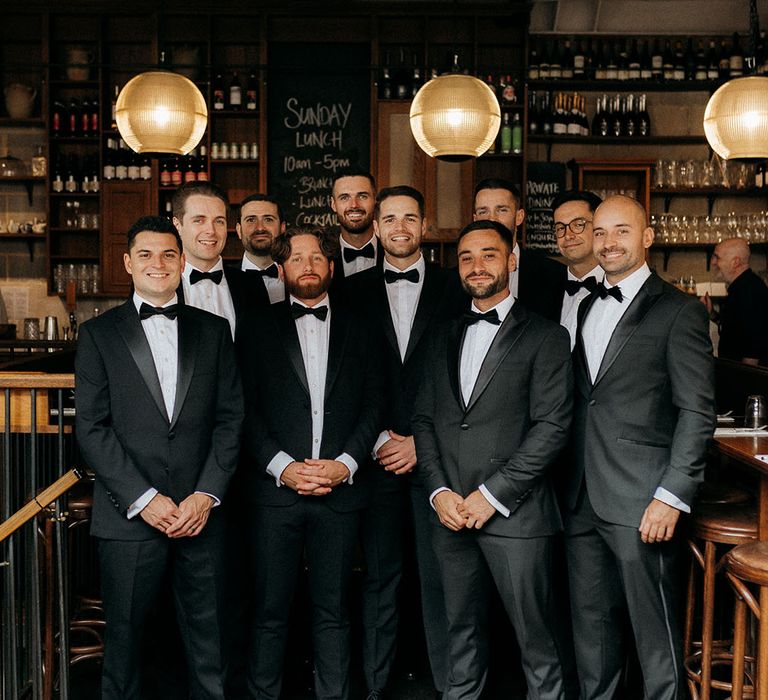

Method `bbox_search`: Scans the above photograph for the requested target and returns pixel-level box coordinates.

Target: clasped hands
[281,459,350,496]
[375,432,417,475]
[140,492,214,538]
[434,489,496,531]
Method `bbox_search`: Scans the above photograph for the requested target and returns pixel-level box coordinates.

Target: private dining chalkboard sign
[525,161,567,255]
[267,43,371,228]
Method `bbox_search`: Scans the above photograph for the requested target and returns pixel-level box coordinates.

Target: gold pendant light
[115,71,207,155]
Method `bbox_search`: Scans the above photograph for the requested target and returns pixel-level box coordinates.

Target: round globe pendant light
[115,71,208,155]
[704,76,768,160]
[410,73,501,161]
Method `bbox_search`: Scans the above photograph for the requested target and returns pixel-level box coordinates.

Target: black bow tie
[463,309,501,326]
[565,276,598,296]
[139,302,178,321]
[595,282,623,302]
[343,243,375,263]
[384,269,420,284]
[248,265,279,279]
[291,302,329,322]
[189,269,224,285]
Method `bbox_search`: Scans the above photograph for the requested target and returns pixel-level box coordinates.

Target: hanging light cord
[749,0,760,73]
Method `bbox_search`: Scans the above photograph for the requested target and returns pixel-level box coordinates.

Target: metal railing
[0,373,80,700]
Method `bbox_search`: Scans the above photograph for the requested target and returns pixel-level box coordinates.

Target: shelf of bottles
[527,31,752,88]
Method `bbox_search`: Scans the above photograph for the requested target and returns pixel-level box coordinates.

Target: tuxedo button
[588,399,596,406]
[460,423,469,430]
[168,431,176,440]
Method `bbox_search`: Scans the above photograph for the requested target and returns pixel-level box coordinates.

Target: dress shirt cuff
[336,453,358,484]
[654,487,690,514]
[266,451,294,487]
[127,487,158,520]
[429,487,451,511]
[194,491,220,508]
[372,430,391,459]
[479,483,511,518]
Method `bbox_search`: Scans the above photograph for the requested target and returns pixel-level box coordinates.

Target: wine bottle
[566,93,581,135]
[140,155,152,181]
[553,94,567,135]
[213,73,225,110]
[127,150,140,181]
[707,39,720,80]
[694,40,707,81]
[572,39,586,79]
[594,39,606,80]
[628,39,641,80]
[605,41,618,80]
[52,101,63,136]
[229,71,242,110]
[528,42,540,81]
[500,112,512,153]
[246,72,258,111]
[80,99,90,135]
[624,94,636,137]
[184,155,196,183]
[197,145,209,182]
[111,85,119,129]
[528,90,539,135]
[511,112,523,153]
[541,92,553,135]
[380,51,393,99]
[160,158,171,186]
[170,157,182,186]
[90,98,99,133]
[65,155,78,192]
[115,141,128,180]
[673,40,685,81]
[52,156,64,192]
[651,38,663,80]
[103,139,116,181]
[411,53,422,97]
[395,48,409,99]
[611,95,623,137]
[729,32,744,77]
[617,40,629,81]
[68,99,79,136]
[539,41,551,80]
[561,39,574,79]
[637,94,651,136]
[685,38,697,81]
[718,39,730,79]
[501,75,516,104]
[640,39,653,80]
[591,95,603,136]
[662,40,674,81]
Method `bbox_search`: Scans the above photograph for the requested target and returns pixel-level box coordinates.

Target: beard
[337,208,374,234]
[461,270,509,300]
[244,230,274,255]
[285,270,332,301]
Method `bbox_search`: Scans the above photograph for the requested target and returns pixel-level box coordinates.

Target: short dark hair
[272,227,340,264]
[473,178,522,210]
[375,185,425,219]
[457,219,515,254]
[172,181,229,221]
[332,168,376,193]
[239,193,284,222]
[127,216,182,252]
[551,189,603,214]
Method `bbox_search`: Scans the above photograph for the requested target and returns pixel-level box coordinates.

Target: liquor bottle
[511,112,523,153]
[528,90,539,135]
[684,38,697,81]
[52,156,64,192]
[111,85,119,129]
[165,200,173,220]
[197,146,209,181]
[90,98,99,133]
[115,140,129,180]
[637,94,651,136]
[213,73,225,110]
[501,75,516,104]
[395,48,409,99]
[566,93,581,135]
[672,40,685,80]
[729,32,744,77]
[65,155,78,192]
[495,74,505,100]
[662,40,674,81]
[103,139,116,181]
[585,38,596,80]
[500,112,512,153]
[640,39,653,80]
[718,39,731,78]
[549,40,563,80]
[561,39,574,79]
[651,38,663,80]
[528,42,540,81]
[127,150,140,180]
[572,39,586,79]
[246,73,258,111]
[52,101,63,136]
[171,157,183,186]
[628,39,641,80]
[617,40,629,81]
[694,40,708,81]
[184,155,196,183]
[140,155,152,181]
[380,51,393,99]
[605,41,618,80]
[611,95,623,137]
[160,159,171,186]
[411,53,422,97]
[80,99,90,135]
[539,41,551,80]
[624,94,636,137]
[90,157,100,193]
[229,72,242,110]
[68,99,79,136]
[707,39,720,80]
[31,145,47,177]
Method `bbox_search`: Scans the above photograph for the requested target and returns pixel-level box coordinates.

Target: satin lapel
[404,266,441,365]
[325,305,349,398]
[465,304,528,413]
[593,276,663,387]
[276,302,310,397]
[114,301,169,423]
[375,278,400,358]
[575,293,598,390]
[447,319,466,411]
[170,308,197,428]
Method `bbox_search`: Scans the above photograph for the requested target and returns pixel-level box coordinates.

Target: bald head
[592,195,653,283]
[712,237,751,284]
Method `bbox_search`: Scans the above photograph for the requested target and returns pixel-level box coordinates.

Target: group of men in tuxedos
[75,170,715,700]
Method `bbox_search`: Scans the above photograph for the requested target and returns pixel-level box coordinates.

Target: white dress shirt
[430,293,515,518]
[126,293,218,518]
[265,295,358,486]
[507,242,521,298]
[181,258,236,338]
[560,265,604,350]
[580,263,689,513]
[339,234,378,277]
[241,254,285,304]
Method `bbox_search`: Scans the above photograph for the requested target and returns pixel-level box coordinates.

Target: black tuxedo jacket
[518,247,567,322]
[412,302,573,537]
[566,272,716,527]
[177,264,263,322]
[75,300,244,540]
[329,237,385,296]
[237,299,386,512]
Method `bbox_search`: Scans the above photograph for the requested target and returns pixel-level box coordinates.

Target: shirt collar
[183,258,224,278]
[339,234,375,251]
[604,262,651,303]
[289,294,330,310]
[241,255,277,272]
[470,292,515,323]
[383,253,425,275]
[568,265,604,283]
[133,292,178,314]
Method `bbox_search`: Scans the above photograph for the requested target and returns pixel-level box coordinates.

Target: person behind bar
[473,178,566,322]
[706,236,768,366]
[564,195,715,699]
[412,219,572,700]
[234,193,286,306]
[237,227,385,700]
[74,215,243,699]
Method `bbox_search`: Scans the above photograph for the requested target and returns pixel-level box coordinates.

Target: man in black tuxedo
[412,220,573,700]
[346,185,465,698]
[75,216,243,699]
[237,227,385,700]
[473,178,566,322]
[233,193,286,306]
[172,181,242,333]
[564,195,715,699]
[329,168,383,289]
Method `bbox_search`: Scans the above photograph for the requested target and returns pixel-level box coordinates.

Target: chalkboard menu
[267,43,371,228]
[525,161,567,254]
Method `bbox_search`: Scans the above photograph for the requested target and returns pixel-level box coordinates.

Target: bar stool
[684,503,757,700]
[725,541,768,700]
